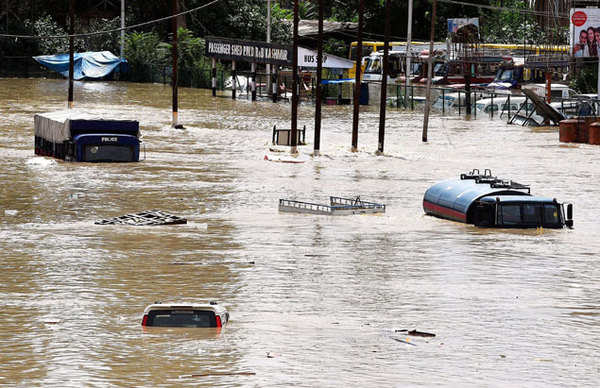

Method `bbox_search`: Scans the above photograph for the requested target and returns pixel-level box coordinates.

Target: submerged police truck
[34,110,141,162]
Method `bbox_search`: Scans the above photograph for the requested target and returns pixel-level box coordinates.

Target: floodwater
[1,78,599,387]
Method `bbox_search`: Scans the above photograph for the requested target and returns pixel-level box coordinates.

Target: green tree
[124,31,169,82]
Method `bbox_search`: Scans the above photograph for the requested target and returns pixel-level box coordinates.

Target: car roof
[143,303,227,315]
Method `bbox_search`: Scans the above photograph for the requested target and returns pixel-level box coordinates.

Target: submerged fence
[379,83,600,124]
[2,55,596,124]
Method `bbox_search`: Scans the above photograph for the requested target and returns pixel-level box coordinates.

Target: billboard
[570,8,600,57]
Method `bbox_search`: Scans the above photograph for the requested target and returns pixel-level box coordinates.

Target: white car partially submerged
[432,92,468,110]
[141,302,229,328]
[475,95,525,114]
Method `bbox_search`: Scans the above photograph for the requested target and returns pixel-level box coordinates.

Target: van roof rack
[460,168,494,181]
[460,169,530,194]
[490,180,531,194]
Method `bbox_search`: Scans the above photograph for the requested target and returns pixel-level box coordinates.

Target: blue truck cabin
[34,110,140,162]
[73,134,140,162]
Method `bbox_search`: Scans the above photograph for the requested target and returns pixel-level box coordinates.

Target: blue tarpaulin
[33,51,125,80]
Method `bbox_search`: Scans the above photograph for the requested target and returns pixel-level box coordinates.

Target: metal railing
[279,197,386,215]
[329,196,386,211]
[279,199,334,214]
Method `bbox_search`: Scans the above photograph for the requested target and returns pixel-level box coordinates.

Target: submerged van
[423,169,573,229]
[141,302,229,328]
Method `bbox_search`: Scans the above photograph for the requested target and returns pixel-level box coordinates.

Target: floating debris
[395,329,436,338]
[264,153,308,163]
[391,337,417,346]
[279,196,386,215]
[272,124,306,146]
[95,210,187,226]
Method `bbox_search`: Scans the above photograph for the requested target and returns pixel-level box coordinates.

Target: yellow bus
[477,43,569,54]
[348,41,430,78]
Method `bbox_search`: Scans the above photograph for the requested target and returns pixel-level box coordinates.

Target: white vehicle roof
[367,49,406,57]
[475,96,526,105]
[529,83,570,90]
[143,302,227,315]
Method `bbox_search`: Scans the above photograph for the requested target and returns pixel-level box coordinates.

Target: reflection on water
[1,78,599,386]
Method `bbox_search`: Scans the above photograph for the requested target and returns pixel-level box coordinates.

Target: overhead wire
[0,0,224,40]
[0,0,569,42]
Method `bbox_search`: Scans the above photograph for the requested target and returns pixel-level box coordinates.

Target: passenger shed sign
[205,37,291,65]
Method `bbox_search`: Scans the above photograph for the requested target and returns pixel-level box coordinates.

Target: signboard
[205,37,291,65]
[298,47,354,69]
[570,8,600,57]
[447,18,479,33]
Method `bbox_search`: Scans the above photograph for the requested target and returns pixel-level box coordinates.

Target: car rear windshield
[85,145,134,162]
[146,309,217,327]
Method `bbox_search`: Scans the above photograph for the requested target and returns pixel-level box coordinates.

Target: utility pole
[465,60,471,115]
[352,0,364,152]
[377,0,390,154]
[314,0,323,156]
[172,0,180,128]
[422,0,437,142]
[405,0,413,103]
[546,70,552,103]
[68,0,74,109]
[120,0,125,59]
[291,0,299,154]
[267,0,272,96]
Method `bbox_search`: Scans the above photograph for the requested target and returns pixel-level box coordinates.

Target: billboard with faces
[570,8,600,58]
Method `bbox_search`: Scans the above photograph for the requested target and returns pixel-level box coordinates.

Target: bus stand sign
[205,37,291,65]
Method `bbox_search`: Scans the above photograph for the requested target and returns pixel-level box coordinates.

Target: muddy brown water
[0,78,599,387]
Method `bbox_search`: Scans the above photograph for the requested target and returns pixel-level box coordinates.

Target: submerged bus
[347,41,430,79]
[423,169,573,229]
